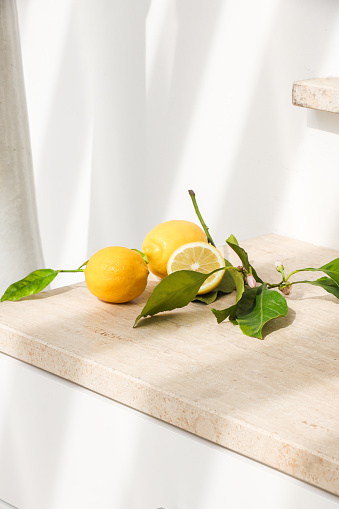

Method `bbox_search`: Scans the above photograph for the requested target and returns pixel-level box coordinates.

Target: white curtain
[0,0,43,296]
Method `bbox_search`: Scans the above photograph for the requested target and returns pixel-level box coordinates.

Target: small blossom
[246,273,256,288]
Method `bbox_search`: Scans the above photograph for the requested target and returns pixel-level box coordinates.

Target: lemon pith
[142,220,207,279]
[167,242,225,295]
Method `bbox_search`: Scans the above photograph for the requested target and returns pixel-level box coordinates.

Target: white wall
[15,0,339,285]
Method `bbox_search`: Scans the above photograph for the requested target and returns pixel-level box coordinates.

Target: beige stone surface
[292,78,339,113]
[0,234,338,495]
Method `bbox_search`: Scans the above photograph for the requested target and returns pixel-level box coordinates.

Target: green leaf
[236,284,288,339]
[228,267,245,303]
[194,259,236,305]
[226,234,263,283]
[226,234,250,271]
[132,249,149,264]
[232,286,259,319]
[304,277,339,299]
[1,269,60,302]
[212,286,258,324]
[194,291,219,304]
[212,304,237,324]
[320,258,339,286]
[134,268,224,327]
[291,258,339,287]
[250,265,263,285]
[216,259,236,291]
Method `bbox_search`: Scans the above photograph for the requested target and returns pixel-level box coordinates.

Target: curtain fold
[0,0,43,295]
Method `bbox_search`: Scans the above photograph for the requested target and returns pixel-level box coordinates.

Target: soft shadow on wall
[145,0,339,250]
[83,0,225,256]
[76,0,153,257]
[146,0,225,228]
[307,109,339,136]
[212,0,339,249]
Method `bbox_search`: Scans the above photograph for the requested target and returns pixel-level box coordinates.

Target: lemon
[142,220,207,278]
[167,241,225,294]
[85,247,148,303]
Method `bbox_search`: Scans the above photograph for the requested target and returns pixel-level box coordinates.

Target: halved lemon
[167,241,225,295]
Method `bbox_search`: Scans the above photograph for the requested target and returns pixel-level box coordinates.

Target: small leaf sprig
[134,190,339,339]
[0,261,88,303]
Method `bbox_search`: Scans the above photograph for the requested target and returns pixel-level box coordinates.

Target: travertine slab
[292,78,339,113]
[0,234,338,495]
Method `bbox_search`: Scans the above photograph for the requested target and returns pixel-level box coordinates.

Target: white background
[15,0,339,285]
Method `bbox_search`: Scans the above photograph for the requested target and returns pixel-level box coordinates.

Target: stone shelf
[292,78,339,114]
[0,234,339,495]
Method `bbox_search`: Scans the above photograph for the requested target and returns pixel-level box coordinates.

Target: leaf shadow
[135,304,217,329]
[261,307,296,340]
[292,294,338,305]
[20,286,74,301]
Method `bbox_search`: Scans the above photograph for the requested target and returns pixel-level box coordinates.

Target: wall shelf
[292,78,339,114]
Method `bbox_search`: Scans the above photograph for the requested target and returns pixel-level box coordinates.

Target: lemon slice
[167,241,225,295]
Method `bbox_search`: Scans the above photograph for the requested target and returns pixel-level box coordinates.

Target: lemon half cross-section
[167,242,225,295]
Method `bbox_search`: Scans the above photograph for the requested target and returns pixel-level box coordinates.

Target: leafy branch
[134,191,339,339]
[0,266,87,302]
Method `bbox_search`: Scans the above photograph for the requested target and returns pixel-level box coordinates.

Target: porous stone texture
[292,78,339,113]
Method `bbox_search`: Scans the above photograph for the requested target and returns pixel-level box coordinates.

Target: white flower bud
[246,274,256,288]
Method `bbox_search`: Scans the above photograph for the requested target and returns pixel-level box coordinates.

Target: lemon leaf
[300,277,339,298]
[212,304,237,324]
[217,259,236,292]
[232,286,259,317]
[291,258,339,287]
[226,235,263,284]
[1,269,60,302]
[134,268,224,327]
[236,285,288,339]
[228,267,245,303]
[193,259,236,305]
[320,258,339,286]
[212,286,257,324]
[226,234,249,270]
[213,285,288,338]
[194,291,219,304]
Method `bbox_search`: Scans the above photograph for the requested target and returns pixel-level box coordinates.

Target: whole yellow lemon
[85,247,148,303]
[142,220,207,278]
